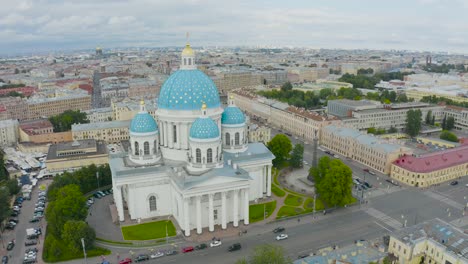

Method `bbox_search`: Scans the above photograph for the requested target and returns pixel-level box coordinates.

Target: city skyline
[1,0,468,55]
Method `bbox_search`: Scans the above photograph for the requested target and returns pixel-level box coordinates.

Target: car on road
[210,240,222,247]
[363,168,369,172]
[165,250,178,256]
[134,254,149,262]
[228,243,242,252]
[150,251,164,259]
[119,258,132,264]
[386,179,399,186]
[450,181,458,186]
[195,243,207,250]
[363,182,372,188]
[276,234,289,241]
[2,256,8,264]
[369,171,376,175]
[182,246,194,253]
[6,241,14,251]
[273,227,285,233]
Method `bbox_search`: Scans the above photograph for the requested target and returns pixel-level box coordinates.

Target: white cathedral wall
[127,181,173,220]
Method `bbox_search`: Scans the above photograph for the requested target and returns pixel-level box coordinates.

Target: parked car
[134,254,149,262]
[276,234,289,241]
[210,240,222,247]
[228,243,242,252]
[369,171,376,175]
[363,168,369,172]
[150,251,164,259]
[363,182,372,188]
[182,246,194,253]
[25,240,37,246]
[10,211,18,217]
[27,234,39,240]
[273,227,285,233]
[94,192,103,199]
[5,224,15,230]
[450,181,458,186]
[298,254,309,259]
[195,243,207,250]
[1,256,8,264]
[165,250,178,256]
[119,258,132,264]
[6,241,14,251]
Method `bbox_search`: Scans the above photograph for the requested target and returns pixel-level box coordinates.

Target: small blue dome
[221,106,245,125]
[190,117,219,139]
[158,69,221,110]
[130,112,158,133]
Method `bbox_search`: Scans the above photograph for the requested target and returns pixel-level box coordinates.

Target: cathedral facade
[110,42,274,236]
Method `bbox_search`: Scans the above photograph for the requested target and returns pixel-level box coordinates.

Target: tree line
[338,71,414,89]
[49,109,89,132]
[267,134,303,169]
[420,95,468,108]
[422,63,467,74]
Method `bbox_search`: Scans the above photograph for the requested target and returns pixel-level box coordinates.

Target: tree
[49,110,89,132]
[397,94,409,103]
[425,110,432,125]
[319,88,334,99]
[317,159,353,207]
[0,152,6,181]
[280,82,292,92]
[440,130,458,142]
[309,156,331,185]
[14,68,19,74]
[62,220,96,253]
[236,244,292,264]
[46,184,87,237]
[5,178,20,195]
[267,134,292,167]
[289,144,304,168]
[431,115,435,126]
[442,115,447,130]
[0,187,11,224]
[446,116,455,130]
[367,127,377,134]
[388,126,397,133]
[406,109,422,137]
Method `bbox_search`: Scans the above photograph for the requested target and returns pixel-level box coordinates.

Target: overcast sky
[1,0,468,55]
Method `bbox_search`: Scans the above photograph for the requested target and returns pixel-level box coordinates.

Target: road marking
[424,190,464,210]
[373,221,392,232]
[364,207,402,230]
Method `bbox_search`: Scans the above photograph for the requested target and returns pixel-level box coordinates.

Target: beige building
[27,94,92,120]
[388,218,468,264]
[247,124,271,144]
[19,119,72,144]
[72,120,131,144]
[321,125,412,174]
[390,145,468,187]
[46,139,108,172]
[18,142,49,154]
[213,71,263,94]
[405,88,468,104]
[128,78,161,99]
[0,119,19,146]
[232,90,340,143]
[288,67,329,82]
[0,97,30,121]
[85,107,113,123]
[442,105,468,131]
[111,98,156,121]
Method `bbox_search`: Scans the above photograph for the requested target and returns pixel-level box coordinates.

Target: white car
[276,234,289,241]
[210,240,222,247]
[150,251,164,258]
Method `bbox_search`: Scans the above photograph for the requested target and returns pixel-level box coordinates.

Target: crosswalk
[423,190,464,211]
[364,207,403,230]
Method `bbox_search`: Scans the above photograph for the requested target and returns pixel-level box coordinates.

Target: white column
[184,198,190,237]
[113,185,125,222]
[164,121,169,147]
[261,165,266,194]
[233,190,239,227]
[244,189,249,225]
[169,122,174,148]
[267,165,272,197]
[208,193,214,232]
[221,192,227,229]
[176,122,181,149]
[196,196,202,234]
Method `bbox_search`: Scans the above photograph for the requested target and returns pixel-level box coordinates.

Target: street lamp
[81,238,88,264]
[96,172,100,190]
[401,215,407,228]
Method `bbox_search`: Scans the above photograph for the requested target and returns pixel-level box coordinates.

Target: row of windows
[134,140,158,156]
[195,148,217,163]
[225,132,241,146]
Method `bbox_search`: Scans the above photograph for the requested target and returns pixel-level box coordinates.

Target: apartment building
[388,218,468,264]
[247,124,271,144]
[0,119,19,146]
[27,94,92,120]
[442,105,468,131]
[128,78,161,99]
[85,107,113,123]
[260,70,288,85]
[327,99,381,117]
[111,98,156,121]
[390,145,468,187]
[213,71,263,94]
[19,119,72,144]
[405,88,468,104]
[0,97,30,121]
[288,67,329,82]
[321,125,412,174]
[72,120,131,144]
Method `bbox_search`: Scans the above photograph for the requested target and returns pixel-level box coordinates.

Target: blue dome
[221,106,245,125]
[190,117,219,139]
[130,112,158,133]
[158,69,221,110]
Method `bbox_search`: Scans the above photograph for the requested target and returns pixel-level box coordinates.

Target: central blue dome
[130,112,158,133]
[190,117,219,139]
[158,69,221,110]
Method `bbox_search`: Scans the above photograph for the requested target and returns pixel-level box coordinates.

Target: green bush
[284,194,303,206]
[249,201,277,223]
[440,130,458,142]
[271,184,286,197]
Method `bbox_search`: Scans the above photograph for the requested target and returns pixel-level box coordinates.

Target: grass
[121,220,176,241]
[249,200,277,223]
[273,168,280,185]
[96,237,133,245]
[284,194,303,206]
[45,247,111,263]
[271,184,286,197]
[276,206,304,219]
[303,197,325,212]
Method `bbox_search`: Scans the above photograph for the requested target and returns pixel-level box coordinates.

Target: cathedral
[110,42,274,236]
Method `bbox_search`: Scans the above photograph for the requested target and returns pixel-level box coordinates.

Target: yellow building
[388,218,468,264]
[27,94,91,120]
[247,124,271,144]
[72,120,130,144]
[405,88,468,104]
[46,139,108,172]
[390,145,468,187]
[321,125,412,174]
[19,119,72,144]
[111,98,156,121]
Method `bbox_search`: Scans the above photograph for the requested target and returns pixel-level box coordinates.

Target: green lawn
[272,184,286,197]
[284,194,303,206]
[121,220,176,241]
[276,206,304,219]
[303,197,325,212]
[249,200,277,223]
[273,168,280,185]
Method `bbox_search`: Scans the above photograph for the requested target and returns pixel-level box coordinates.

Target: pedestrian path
[424,190,464,210]
[364,207,402,230]
[450,217,468,228]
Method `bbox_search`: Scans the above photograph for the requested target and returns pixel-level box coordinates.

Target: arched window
[188,58,192,65]
[134,141,139,155]
[153,140,157,154]
[207,148,212,163]
[149,196,157,211]
[196,148,201,163]
[235,132,240,145]
[184,58,187,65]
[144,141,150,155]
[225,133,230,146]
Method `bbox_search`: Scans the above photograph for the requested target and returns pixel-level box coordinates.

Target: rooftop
[47,139,107,160]
[328,99,379,107]
[72,120,131,132]
[19,119,53,135]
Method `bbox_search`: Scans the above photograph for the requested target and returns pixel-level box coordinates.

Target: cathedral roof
[130,111,158,133]
[221,106,245,125]
[189,116,219,139]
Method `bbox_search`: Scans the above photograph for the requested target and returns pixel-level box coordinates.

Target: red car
[182,246,194,253]
[363,168,369,172]
[119,258,132,264]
